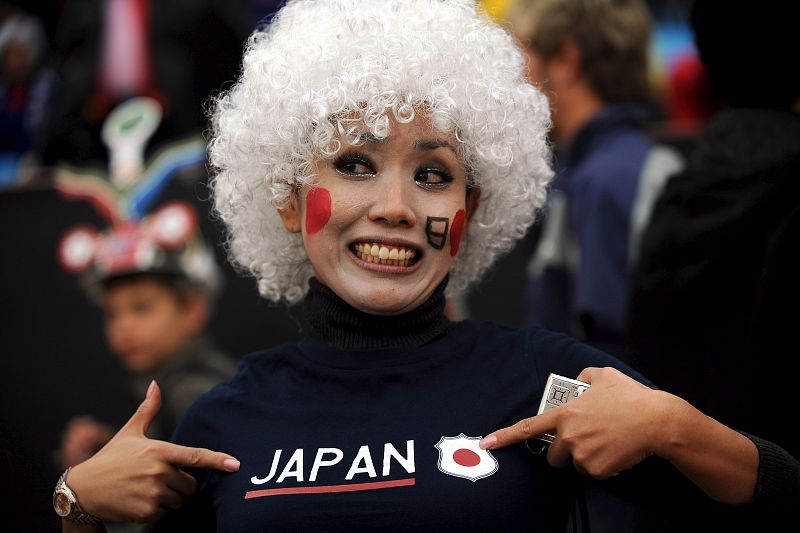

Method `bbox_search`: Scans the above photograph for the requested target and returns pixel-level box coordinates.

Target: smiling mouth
[350,242,421,267]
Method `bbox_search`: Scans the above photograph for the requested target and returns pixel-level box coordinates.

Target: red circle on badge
[453,448,481,467]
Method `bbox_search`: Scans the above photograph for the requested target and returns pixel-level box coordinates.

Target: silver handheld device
[534,373,590,444]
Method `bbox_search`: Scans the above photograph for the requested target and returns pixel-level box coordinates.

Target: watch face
[54,491,72,517]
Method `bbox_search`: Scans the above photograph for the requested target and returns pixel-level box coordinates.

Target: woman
[57,1,798,531]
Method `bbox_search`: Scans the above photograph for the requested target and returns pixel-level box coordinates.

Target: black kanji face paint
[425,216,450,250]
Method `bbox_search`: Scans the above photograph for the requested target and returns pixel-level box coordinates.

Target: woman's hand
[480,367,667,478]
[480,366,759,503]
[65,381,240,524]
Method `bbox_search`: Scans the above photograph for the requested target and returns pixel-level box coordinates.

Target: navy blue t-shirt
[158,320,648,532]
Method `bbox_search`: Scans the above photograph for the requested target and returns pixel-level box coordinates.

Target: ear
[465,188,481,222]
[554,39,582,81]
[517,36,543,87]
[277,192,302,233]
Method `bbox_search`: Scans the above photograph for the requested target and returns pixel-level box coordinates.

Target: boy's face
[103,277,199,373]
[279,114,477,315]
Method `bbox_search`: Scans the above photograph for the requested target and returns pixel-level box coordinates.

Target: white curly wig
[210,0,553,304]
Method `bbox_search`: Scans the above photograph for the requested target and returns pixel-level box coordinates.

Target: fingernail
[479,435,496,450]
[146,380,156,399]
[223,458,240,472]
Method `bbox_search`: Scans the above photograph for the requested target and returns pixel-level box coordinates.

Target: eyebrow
[357,131,385,145]
[414,139,456,153]
[352,131,456,153]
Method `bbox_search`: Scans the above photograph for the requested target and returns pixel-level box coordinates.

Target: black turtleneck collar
[303,276,454,350]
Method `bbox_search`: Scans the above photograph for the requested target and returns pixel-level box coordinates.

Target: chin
[122,353,157,373]
[357,301,418,316]
[343,286,428,316]
[321,263,445,315]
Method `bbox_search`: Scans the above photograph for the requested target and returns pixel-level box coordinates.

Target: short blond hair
[509,0,652,104]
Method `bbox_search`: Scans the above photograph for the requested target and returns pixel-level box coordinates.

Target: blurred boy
[55,202,236,469]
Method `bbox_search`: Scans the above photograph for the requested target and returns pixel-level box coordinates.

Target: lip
[348,236,423,253]
[116,342,143,358]
[347,237,423,274]
[120,349,142,361]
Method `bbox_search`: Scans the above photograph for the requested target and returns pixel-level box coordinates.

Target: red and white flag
[435,434,498,482]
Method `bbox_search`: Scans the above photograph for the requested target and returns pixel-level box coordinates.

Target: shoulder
[577,131,652,178]
[171,342,302,442]
[210,341,304,397]
[164,346,237,389]
[465,319,602,353]
[565,133,653,206]
[464,320,651,385]
[462,319,588,360]
[458,320,573,358]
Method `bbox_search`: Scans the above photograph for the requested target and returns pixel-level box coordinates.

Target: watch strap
[56,467,103,525]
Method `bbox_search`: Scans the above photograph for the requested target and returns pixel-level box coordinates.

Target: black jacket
[625,108,800,531]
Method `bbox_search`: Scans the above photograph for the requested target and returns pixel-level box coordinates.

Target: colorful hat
[55,97,220,298]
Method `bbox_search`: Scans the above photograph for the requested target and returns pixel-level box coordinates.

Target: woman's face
[279,114,477,315]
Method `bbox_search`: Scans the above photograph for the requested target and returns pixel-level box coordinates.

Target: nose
[367,171,417,227]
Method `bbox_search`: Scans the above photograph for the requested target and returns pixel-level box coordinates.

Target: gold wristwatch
[53,467,102,525]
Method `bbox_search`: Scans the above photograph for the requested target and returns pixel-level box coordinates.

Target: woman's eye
[334,155,374,176]
[415,168,453,188]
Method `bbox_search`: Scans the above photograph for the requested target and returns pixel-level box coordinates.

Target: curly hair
[209,0,553,304]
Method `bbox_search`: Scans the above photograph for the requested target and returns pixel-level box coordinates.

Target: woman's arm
[62,521,106,533]
[55,381,239,528]
[480,367,798,504]
[644,387,758,503]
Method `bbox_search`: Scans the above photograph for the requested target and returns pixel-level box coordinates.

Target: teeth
[352,241,418,267]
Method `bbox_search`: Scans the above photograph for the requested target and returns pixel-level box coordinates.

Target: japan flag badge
[435,434,498,482]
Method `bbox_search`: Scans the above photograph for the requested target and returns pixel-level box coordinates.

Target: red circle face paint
[449,209,466,256]
[305,188,331,235]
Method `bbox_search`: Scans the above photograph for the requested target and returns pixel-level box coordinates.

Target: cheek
[449,209,466,257]
[105,322,120,345]
[305,188,332,235]
[104,314,125,339]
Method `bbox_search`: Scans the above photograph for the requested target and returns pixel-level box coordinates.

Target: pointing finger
[480,409,560,450]
[157,441,240,472]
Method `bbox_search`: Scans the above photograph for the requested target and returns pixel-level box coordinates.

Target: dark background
[0,177,307,531]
